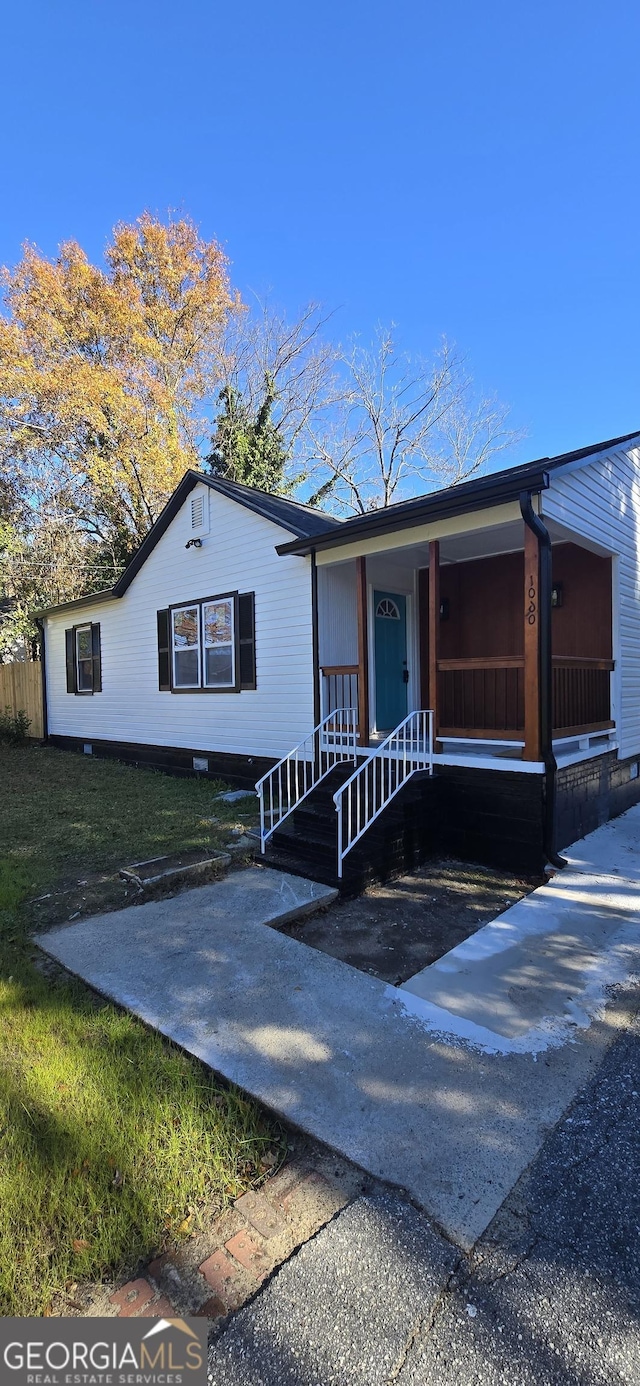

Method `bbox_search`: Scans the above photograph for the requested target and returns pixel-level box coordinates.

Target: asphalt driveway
[209,1007,640,1385]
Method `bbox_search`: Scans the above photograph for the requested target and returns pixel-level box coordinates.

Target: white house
[40,430,640,882]
[41,476,338,781]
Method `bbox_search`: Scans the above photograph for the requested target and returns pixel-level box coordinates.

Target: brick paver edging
[105,1154,367,1325]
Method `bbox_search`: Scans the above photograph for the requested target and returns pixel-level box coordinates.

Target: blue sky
[1,0,638,464]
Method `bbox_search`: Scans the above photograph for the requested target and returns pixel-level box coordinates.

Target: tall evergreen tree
[207,376,290,492]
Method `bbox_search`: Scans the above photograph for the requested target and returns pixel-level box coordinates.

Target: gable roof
[199,475,341,539]
[36,429,640,616]
[276,429,640,556]
[38,469,339,616]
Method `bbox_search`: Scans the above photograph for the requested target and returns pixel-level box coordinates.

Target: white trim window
[172,605,200,688]
[203,597,235,688]
[75,625,94,692]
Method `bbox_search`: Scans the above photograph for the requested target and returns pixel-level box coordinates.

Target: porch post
[356,556,370,744]
[311,551,321,725]
[428,540,440,745]
[523,525,542,760]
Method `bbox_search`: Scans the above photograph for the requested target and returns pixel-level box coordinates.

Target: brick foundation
[555,750,640,850]
[47,734,640,873]
[434,765,545,874]
[47,733,274,789]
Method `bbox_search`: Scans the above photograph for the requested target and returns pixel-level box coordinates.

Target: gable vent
[191,495,204,530]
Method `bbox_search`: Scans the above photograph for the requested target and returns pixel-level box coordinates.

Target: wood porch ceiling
[321,517,599,570]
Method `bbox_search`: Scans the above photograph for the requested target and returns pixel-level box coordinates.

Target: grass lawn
[0,744,281,1317]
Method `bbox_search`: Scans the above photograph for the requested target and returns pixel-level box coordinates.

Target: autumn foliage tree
[0,215,235,579]
[0,215,523,638]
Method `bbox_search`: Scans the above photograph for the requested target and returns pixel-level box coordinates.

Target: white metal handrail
[256,708,357,852]
[333,710,434,879]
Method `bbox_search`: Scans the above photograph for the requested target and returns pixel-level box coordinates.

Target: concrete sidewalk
[400,868,640,1052]
[39,814,640,1249]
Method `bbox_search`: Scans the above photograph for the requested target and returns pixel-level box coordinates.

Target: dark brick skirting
[47,734,640,873]
[434,765,546,874]
[47,734,276,790]
[424,752,640,873]
[555,750,640,850]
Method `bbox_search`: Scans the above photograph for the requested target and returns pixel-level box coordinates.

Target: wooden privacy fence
[0,661,44,738]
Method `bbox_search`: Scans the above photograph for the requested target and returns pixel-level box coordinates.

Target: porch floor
[38,815,640,1250]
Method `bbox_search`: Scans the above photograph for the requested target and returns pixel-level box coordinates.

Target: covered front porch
[316,504,615,770]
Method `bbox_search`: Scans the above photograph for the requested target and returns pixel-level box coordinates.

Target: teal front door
[374,590,408,732]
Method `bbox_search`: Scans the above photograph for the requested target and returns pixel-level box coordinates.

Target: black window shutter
[238,593,256,690]
[91,623,102,692]
[157,609,171,690]
[65,629,76,694]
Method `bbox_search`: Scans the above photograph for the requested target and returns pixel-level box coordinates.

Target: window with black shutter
[157,609,171,690]
[157,592,256,692]
[91,623,102,692]
[239,593,256,690]
[65,629,75,693]
[65,622,102,694]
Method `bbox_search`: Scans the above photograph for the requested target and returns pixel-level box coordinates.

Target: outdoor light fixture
[551,582,564,608]
[185,537,203,550]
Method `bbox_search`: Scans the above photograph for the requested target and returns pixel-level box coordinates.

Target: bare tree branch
[303,329,524,512]
[211,297,340,486]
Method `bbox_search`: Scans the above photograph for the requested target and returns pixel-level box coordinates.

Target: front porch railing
[321,665,359,723]
[552,657,614,735]
[438,657,524,736]
[436,656,614,740]
[333,710,434,879]
[255,708,357,851]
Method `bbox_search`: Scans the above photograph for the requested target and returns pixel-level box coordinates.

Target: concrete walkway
[40,814,640,1249]
[400,868,640,1053]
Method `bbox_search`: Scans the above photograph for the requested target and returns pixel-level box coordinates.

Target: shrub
[0,708,31,746]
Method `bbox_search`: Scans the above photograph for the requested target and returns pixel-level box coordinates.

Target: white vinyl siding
[543,441,640,759]
[45,489,315,760]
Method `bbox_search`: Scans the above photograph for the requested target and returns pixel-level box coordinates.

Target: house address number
[527,574,537,625]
